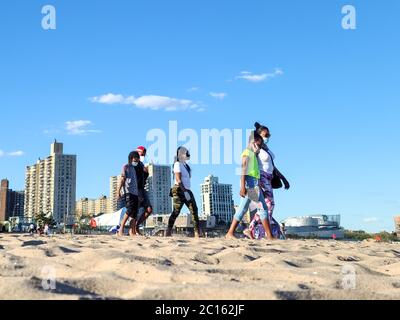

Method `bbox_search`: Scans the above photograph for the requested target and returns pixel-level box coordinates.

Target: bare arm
[240,156,249,197]
[117,176,126,199]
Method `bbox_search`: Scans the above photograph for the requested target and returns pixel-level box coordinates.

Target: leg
[125,194,139,238]
[136,192,153,233]
[135,207,145,234]
[129,218,137,237]
[261,177,279,239]
[257,192,274,240]
[136,205,153,233]
[166,187,184,237]
[119,214,130,236]
[226,196,251,238]
[184,191,200,238]
[262,178,275,217]
[243,207,258,239]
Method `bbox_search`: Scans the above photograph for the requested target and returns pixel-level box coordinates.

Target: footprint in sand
[59,246,81,254]
[252,247,286,254]
[43,249,57,258]
[213,250,259,264]
[283,258,314,268]
[28,276,104,299]
[337,256,361,262]
[2,254,26,271]
[192,253,219,265]
[275,290,314,300]
[298,284,311,290]
[390,250,400,258]
[22,240,47,247]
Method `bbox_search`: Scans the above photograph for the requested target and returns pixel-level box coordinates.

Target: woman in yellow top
[226,131,274,240]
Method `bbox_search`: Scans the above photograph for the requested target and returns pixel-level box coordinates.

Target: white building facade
[24,141,76,224]
[145,164,172,215]
[200,175,234,224]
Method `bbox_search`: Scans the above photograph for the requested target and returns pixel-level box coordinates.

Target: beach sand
[1,233,399,300]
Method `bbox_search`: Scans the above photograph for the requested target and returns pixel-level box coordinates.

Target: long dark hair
[247,130,263,149]
[254,122,270,135]
[174,146,191,177]
[128,151,139,164]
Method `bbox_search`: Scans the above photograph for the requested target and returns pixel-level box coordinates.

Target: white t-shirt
[258,148,275,174]
[174,161,191,190]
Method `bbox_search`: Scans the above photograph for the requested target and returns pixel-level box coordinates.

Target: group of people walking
[117,122,290,240]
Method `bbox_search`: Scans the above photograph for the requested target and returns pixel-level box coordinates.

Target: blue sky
[1,0,399,232]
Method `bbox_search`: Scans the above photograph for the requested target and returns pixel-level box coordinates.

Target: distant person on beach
[226,131,274,240]
[134,146,153,234]
[244,122,290,239]
[43,224,49,236]
[166,146,201,238]
[29,224,35,235]
[117,151,140,237]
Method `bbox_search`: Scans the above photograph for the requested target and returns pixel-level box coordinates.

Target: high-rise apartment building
[109,175,123,212]
[24,141,76,224]
[145,164,172,215]
[201,175,234,224]
[0,179,9,221]
[395,216,400,238]
[0,179,25,221]
[76,196,108,218]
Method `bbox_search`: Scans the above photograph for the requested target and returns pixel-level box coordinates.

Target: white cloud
[134,95,193,111]
[363,217,379,223]
[89,93,126,104]
[235,68,284,83]
[65,120,101,136]
[209,92,227,100]
[7,151,25,157]
[0,150,25,158]
[187,87,200,92]
[90,93,202,112]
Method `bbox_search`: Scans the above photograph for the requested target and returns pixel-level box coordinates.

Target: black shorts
[125,193,139,219]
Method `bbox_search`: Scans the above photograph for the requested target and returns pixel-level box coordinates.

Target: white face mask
[140,156,145,163]
[263,137,269,144]
[131,162,139,167]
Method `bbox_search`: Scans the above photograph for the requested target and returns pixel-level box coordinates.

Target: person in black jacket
[134,146,153,234]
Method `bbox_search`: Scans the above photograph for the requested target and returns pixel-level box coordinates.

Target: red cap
[136,146,146,153]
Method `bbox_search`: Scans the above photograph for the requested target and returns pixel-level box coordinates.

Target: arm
[240,156,249,197]
[117,176,126,199]
[143,165,149,181]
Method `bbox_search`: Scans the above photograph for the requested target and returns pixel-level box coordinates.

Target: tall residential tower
[201,175,234,224]
[24,141,76,224]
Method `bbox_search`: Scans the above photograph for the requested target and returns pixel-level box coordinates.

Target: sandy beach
[1,233,400,300]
